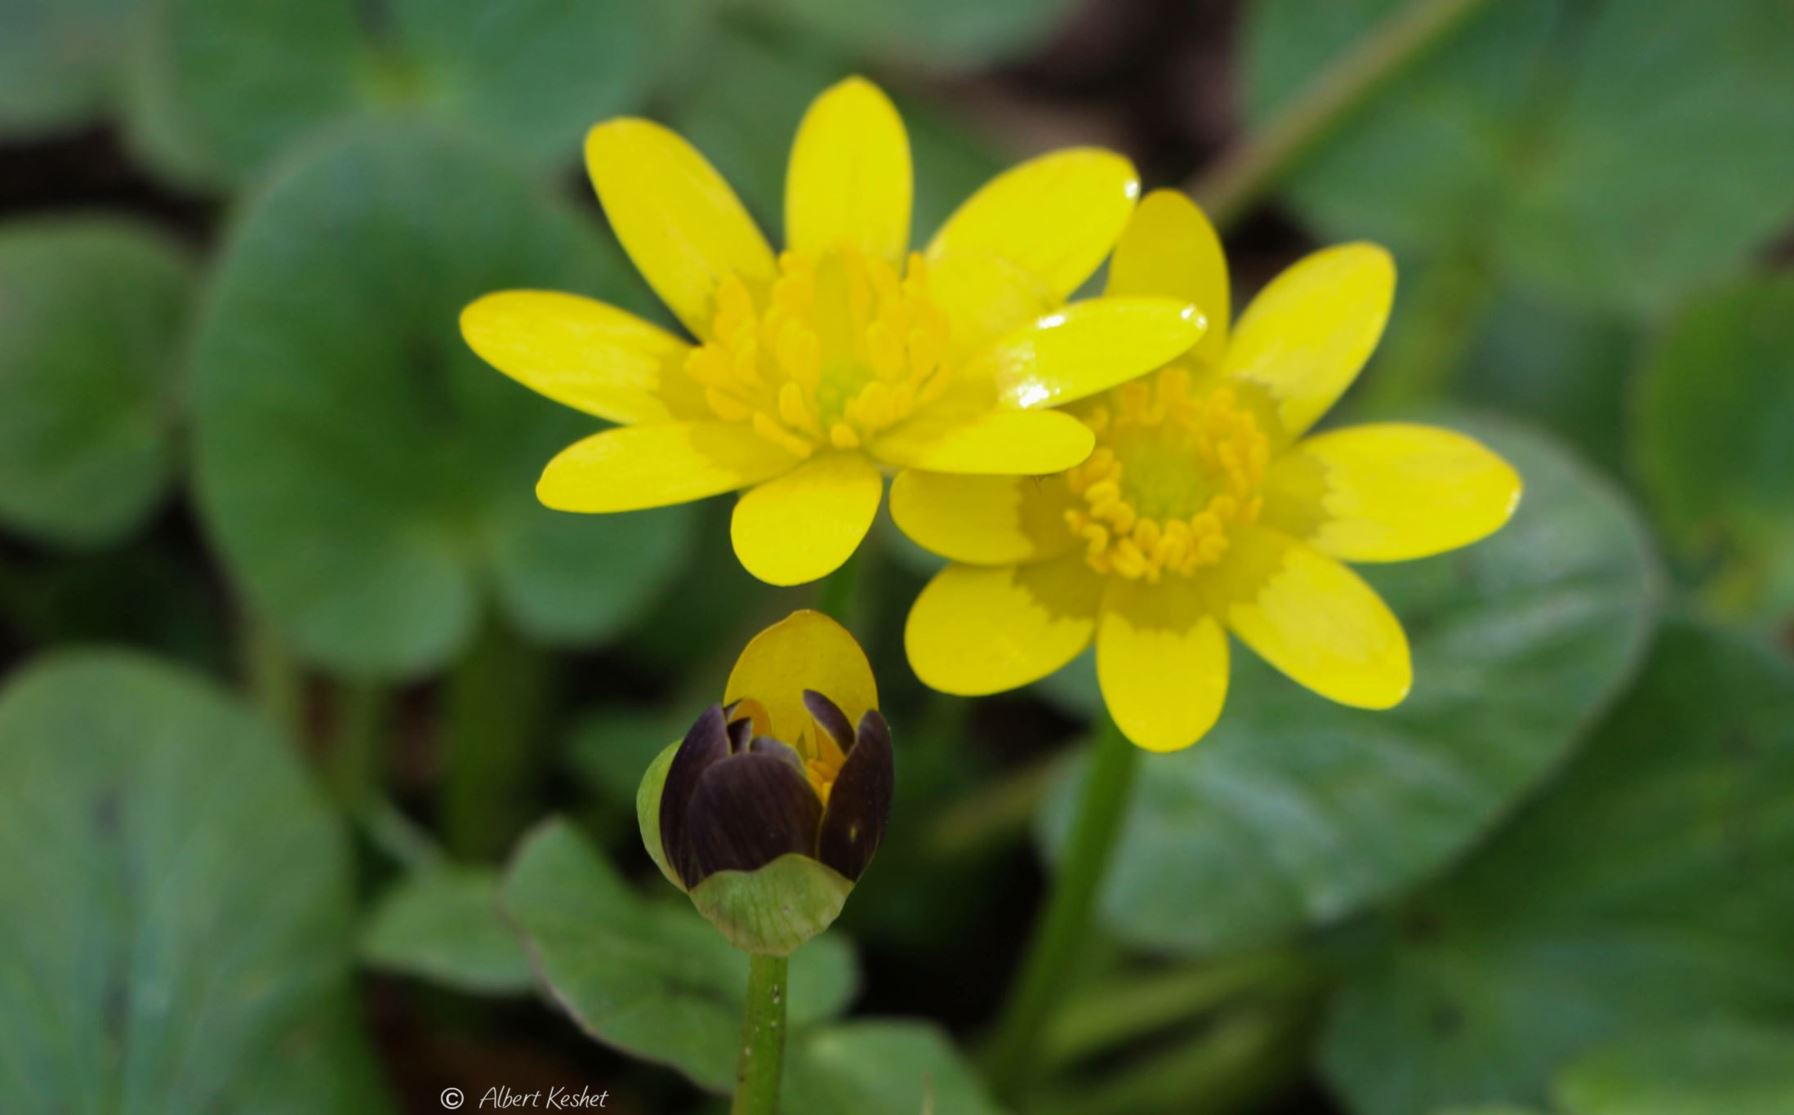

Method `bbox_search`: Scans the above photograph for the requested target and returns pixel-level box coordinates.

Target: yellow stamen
[687,248,953,453]
[1064,367,1269,582]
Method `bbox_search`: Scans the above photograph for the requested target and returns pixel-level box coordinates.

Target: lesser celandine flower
[897,190,1522,751]
[462,78,1205,586]
[637,610,891,955]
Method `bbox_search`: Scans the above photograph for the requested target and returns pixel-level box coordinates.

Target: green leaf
[190,121,692,679]
[785,1020,1005,1115]
[361,867,535,994]
[1321,620,1794,1115]
[127,0,694,186]
[0,218,192,548]
[761,0,1078,67]
[501,819,859,1091]
[1636,275,1794,621]
[1245,0,1794,314]
[0,0,138,135]
[1553,1022,1794,1115]
[1038,418,1658,954]
[0,652,387,1112]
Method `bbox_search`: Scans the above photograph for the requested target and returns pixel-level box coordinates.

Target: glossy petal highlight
[785,77,911,262]
[1263,423,1523,563]
[1097,579,1229,752]
[460,291,696,425]
[984,296,1205,410]
[888,470,1074,565]
[1220,244,1395,444]
[905,554,1102,695]
[1105,189,1230,364]
[586,119,775,338]
[536,422,797,512]
[727,610,878,745]
[1206,525,1411,709]
[730,451,884,586]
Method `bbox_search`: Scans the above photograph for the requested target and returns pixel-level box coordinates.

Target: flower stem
[985,716,1139,1099]
[731,952,789,1115]
[815,552,862,626]
[1192,0,1496,229]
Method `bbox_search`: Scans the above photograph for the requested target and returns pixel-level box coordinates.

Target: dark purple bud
[684,750,824,884]
[818,709,893,881]
[660,705,730,888]
[802,689,855,753]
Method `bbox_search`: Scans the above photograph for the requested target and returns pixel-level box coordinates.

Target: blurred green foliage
[2,0,1792,1112]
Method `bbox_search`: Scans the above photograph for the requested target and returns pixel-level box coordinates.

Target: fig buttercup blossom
[897,190,1522,752]
[637,610,891,955]
[462,77,1205,586]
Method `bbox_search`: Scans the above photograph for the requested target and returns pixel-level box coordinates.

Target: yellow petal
[925,148,1140,354]
[537,421,798,513]
[888,469,1074,565]
[1097,579,1228,752]
[1204,525,1410,709]
[982,296,1205,410]
[727,609,877,744]
[460,291,700,424]
[1262,423,1522,563]
[731,451,884,586]
[906,554,1103,695]
[1104,189,1230,365]
[785,77,911,262]
[586,119,775,339]
[870,406,1093,475]
[1220,243,1395,444]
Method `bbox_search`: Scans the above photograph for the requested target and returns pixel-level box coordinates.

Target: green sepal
[636,739,683,891]
[688,853,853,957]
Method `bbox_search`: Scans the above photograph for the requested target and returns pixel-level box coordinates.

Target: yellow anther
[1065,367,1270,582]
[691,248,950,452]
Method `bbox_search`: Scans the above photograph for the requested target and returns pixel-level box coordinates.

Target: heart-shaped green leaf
[0,652,387,1112]
[1636,275,1794,622]
[1553,1023,1794,1115]
[361,866,535,995]
[127,0,694,186]
[0,0,139,135]
[785,1020,1005,1115]
[190,121,693,679]
[0,219,192,549]
[1320,620,1794,1115]
[501,819,859,1091]
[1245,0,1794,314]
[1038,418,1658,954]
[758,0,1078,68]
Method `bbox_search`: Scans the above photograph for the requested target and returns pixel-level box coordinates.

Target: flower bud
[636,611,893,954]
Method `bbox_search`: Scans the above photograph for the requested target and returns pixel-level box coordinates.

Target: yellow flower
[461,78,1206,586]
[897,190,1522,752]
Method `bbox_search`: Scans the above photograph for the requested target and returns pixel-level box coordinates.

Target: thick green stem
[985,717,1139,1099]
[731,953,789,1115]
[1192,0,1496,229]
[443,619,552,860]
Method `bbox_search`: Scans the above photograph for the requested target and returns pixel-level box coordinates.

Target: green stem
[731,953,790,1115]
[814,552,862,626]
[244,613,304,737]
[443,619,552,860]
[985,717,1140,1099]
[328,682,389,808]
[1192,0,1496,229]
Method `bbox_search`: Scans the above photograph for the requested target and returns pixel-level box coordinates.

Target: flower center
[685,248,953,457]
[1064,367,1268,582]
